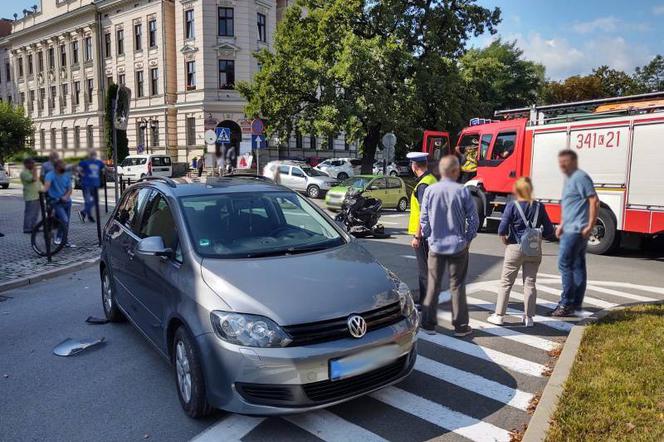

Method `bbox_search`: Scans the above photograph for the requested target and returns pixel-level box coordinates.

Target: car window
[370,178,387,190]
[387,178,402,189]
[491,132,516,161]
[139,193,181,261]
[291,167,305,178]
[121,157,148,167]
[301,166,327,177]
[278,165,290,175]
[152,157,171,166]
[458,134,479,150]
[115,187,153,232]
[341,176,370,189]
[480,134,493,160]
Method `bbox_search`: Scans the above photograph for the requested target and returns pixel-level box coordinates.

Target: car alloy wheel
[338,172,349,180]
[175,340,192,404]
[102,271,113,314]
[397,197,408,212]
[307,185,320,198]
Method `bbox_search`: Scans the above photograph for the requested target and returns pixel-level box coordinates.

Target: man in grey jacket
[420,155,479,337]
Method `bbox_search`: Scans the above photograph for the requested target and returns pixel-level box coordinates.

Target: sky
[2,0,662,80]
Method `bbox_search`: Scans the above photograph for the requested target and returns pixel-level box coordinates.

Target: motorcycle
[334,188,387,238]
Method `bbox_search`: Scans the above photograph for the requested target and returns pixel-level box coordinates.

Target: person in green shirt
[20,158,42,233]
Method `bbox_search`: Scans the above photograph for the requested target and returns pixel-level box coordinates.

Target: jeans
[52,199,72,242]
[414,240,429,303]
[82,186,98,219]
[23,199,41,233]
[496,244,541,318]
[422,248,469,330]
[558,233,588,308]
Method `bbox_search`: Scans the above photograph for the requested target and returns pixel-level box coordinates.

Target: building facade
[1,0,357,163]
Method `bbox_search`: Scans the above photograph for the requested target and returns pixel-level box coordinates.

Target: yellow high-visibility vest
[408,173,438,235]
[462,147,478,172]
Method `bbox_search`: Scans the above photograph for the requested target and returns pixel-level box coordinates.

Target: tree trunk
[360,125,381,174]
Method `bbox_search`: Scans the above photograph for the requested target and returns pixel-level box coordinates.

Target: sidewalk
[0,191,111,288]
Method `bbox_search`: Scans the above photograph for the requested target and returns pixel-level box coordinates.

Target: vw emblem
[347,315,367,339]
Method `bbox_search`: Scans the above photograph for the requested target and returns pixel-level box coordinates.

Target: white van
[116,154,173,180]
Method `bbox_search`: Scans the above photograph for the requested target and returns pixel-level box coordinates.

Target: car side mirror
[137,236,173,258]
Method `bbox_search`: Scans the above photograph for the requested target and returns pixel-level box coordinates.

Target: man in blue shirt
[44,159,74,247]
[420,155,479,336]
[78,149,105,223]
[551,149,599,317]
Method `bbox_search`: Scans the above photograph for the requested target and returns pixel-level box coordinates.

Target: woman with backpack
[487,177,555,327]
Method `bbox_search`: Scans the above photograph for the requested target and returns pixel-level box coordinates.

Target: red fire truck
[422,92,664,254]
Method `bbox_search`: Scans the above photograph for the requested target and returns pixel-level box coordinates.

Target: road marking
[418,331,547,377]
[415,356,534,411]
[436,310,557,351]
[585,284,658,303]
[372,387,511,442]
[485,283,613,312]
[284,409,387,442]
[191,415,264,442]
[400,255,417,259]
[587,281,664,296]
[524,283,614,309]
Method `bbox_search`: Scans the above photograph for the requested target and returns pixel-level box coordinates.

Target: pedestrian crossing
[190,275,662,442]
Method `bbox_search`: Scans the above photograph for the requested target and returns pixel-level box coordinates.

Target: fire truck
[421,92,664,254]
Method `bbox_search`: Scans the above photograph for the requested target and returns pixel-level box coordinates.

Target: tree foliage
[104,83,129,163]
[0,102,34,164]
[634,55,664,92]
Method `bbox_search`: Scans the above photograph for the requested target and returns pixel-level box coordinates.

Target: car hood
[327,185,353,195]
[200,242,398,326]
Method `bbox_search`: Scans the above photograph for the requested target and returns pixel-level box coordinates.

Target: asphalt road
[1,204,663,442]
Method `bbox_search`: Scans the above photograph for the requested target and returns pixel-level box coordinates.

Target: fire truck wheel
[472,195,485,232]
[587,207,619,255]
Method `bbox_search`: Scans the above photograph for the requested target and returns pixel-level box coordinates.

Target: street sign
[215,127,231,144]
[251,118,264,136]
[204,130,217,145]
[382,132,397,150]
[252,134,266,149]
[113,85,132,131]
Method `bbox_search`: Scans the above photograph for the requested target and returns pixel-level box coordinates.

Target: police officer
[407,152,438,304]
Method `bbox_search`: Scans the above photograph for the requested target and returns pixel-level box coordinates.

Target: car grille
[282,302,404,346]
[235,352,413,407]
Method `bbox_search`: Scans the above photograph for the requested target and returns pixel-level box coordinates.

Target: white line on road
[418,332,547,377]
[415,356,534,411]
[585,284,658,303]
[190,415,264,442]
[372,387,512,442]
[526,284,616,310]
[400,255,417,259]
[284,409,387,442]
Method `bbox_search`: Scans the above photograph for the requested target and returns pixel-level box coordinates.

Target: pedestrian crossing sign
[215,127,231,144]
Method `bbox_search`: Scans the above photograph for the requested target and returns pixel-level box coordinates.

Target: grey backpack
[513,202,543,256]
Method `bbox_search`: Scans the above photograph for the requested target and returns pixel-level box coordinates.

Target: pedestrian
[191,156,198,170]
[487,177,555,327]
[20,158,42,233]
[197,156,205,178]
[551,149,599,317]
[406,151,437,305]
[456,137,479,183]
[77,149,105,223]
[43,159,75,247]
[420,155,479,336]
[41,151,59,182]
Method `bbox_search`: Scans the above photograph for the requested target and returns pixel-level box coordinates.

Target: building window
[71,41,79,64]
[327,135,335,150]
[218,7,234,36]
[87,125,94,149]
[185,61,196,90]
[18,57,23,77]
[61,84,68,106]
[185,9,195,40]
[74,81,81,105]
[104,32,111,57]
[150,68,158,96]
[84,37,93,61]
[137,122,145,147]
[134,23,142,51]
[118,73,125,85]
[74,126,81,151]
[38,88,45,111]
[116,29,124,55]
[151,121,159,147]
[28,54,33,75]
[310,135,317,150]
[257,13,267,43]
[48,47,55,70]
[186,117,196,146]
[37,51,43,73]
[136,70,144,97]
[49,86,56,109]
[5,62,10,82]
[39,129,45,150]
[86,79,94,103]
[62,127,68,150]
[218,59,235,89]
[60,45,67,67]
[50,128,56,151]
[148,19,157,48]
[295,131,303,149]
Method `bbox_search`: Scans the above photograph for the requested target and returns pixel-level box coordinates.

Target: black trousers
[414,240,429,303]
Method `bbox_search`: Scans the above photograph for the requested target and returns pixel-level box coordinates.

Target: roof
[134,176,285,198]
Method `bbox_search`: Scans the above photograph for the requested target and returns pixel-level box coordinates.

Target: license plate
[329,345,400,381]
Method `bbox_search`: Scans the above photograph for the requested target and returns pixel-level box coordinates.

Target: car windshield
[340,177,371,189]
[301,166,327,177]
[179,191,345,259]
[121,157,147,166]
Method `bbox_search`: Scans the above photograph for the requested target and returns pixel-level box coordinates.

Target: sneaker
[486,314,504,326]
[420,326,437,335]
[454,325,473,337]
[65,243,76,248]
[523,316,534,327]
[550,306,574,317]
[54,236,62,245]
[78,211,86,223]
[88,215,96,223]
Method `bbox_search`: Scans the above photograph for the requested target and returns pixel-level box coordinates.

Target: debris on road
[53,337,106,357]
[85,316,109,325]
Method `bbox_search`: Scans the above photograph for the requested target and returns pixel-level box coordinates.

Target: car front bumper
[196,317,418,415]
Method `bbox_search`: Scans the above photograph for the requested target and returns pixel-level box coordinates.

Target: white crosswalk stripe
[191,415,264,442]
[528,283,616,309]
[284,410,387,442]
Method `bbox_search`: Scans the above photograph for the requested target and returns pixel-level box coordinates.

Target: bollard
[103,173,108,213]
[94,187,102,246]
[39,192,52,263]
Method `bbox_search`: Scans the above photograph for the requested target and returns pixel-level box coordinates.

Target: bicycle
[31,195,67,257]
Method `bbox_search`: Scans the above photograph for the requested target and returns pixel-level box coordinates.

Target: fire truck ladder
[494,91,664,125]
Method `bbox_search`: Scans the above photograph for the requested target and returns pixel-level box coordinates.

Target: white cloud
[653,5,664,15]
[572,17,619,34]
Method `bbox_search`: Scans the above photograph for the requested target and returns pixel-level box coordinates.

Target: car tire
[307,185,321,198]
[587,207,620,255]
[101,266,124,322]
[337,172,349,181]
[396,197,408,212]
[389,171,398,177]
[472,195,485,232]
[173,326,214,419]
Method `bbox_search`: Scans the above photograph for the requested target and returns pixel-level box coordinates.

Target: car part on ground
[53,337,106,357]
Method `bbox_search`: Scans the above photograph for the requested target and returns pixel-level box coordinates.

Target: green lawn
[546,304,664,442]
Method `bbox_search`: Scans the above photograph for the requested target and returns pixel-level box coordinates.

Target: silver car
[263,161,339,198]
[100,176,418,417]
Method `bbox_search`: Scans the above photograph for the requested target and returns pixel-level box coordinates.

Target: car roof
[132,176,288,198]
[124,154,170,158]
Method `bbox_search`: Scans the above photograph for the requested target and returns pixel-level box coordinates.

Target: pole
[256,146,260,176]
[111,98,119,204]
[94,187,101,246]
[103,173,108,213]
[39,192,51,262]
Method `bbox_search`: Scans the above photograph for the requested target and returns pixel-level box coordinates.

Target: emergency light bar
[469,118,494,126]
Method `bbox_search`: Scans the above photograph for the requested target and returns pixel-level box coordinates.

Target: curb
[0,257,100,293]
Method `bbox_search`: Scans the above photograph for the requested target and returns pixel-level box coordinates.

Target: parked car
[116,154,173,180]
[315,158,355,180]
[0,164,9,189]
[263,160,338,198]
[99,175,418,417]
[373,160,399,176]
[325,175,409,212]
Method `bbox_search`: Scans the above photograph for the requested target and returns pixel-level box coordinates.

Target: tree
[238,0,499,172]
[460,39,545,118]
[104,83,129,163]
[541,75,604,104]
[592,65,641,97]
[634,55,664,92]
[0,102,34,164]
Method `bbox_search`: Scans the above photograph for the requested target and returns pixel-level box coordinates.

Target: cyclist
[43,159,75,248]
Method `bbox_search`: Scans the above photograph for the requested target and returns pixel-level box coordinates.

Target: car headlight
[386,271,416,319]
[210,311,292,348]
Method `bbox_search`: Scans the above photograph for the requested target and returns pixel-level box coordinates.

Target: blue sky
[2,0,662,80]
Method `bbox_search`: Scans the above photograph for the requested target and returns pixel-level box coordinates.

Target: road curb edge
[0,257,100,293]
